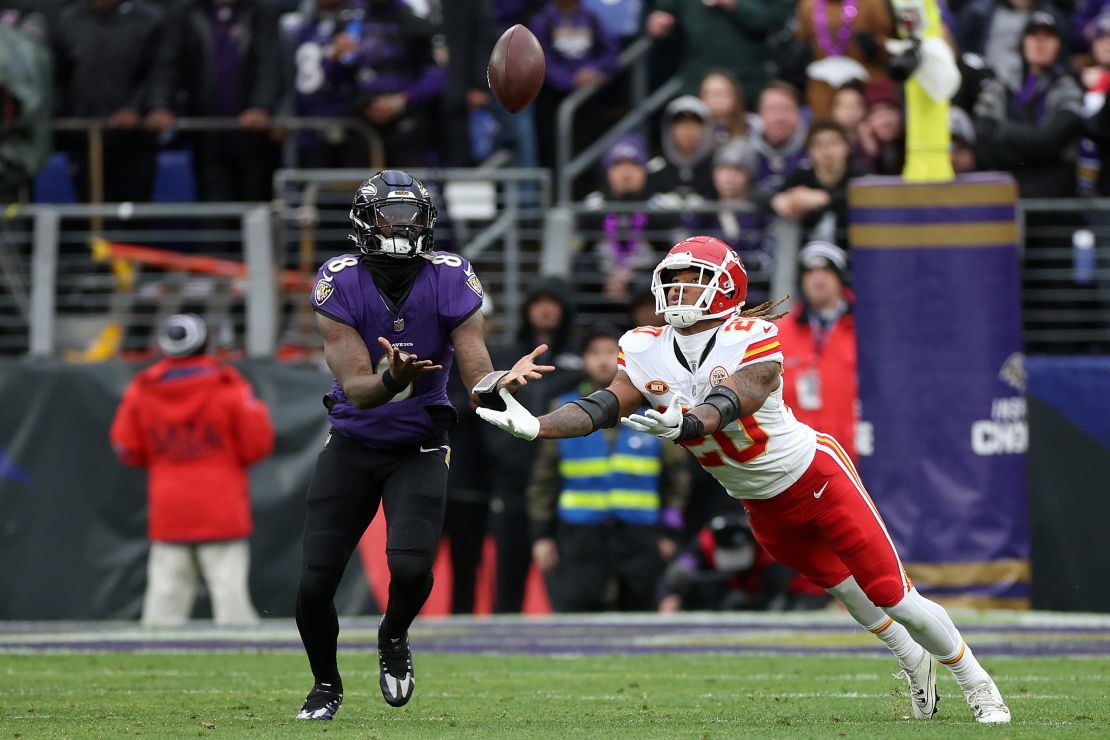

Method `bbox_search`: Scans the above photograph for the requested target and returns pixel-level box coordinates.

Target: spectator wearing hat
[580,134,678,309]
[647,95,717,201]
[747,81,809,197]
[775,241,858,460]
[110,314,274,627]
[765,119,863,248]
[974,10,1083,197]
[530,0,620,169]
[793,0,894,118]
[858,78,905,176]
[949,106,978,174]
[957,0,1068,88]
[526,326,690,612]
[700,138,769,254]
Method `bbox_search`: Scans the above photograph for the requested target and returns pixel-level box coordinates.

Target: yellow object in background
[892,0,955,182]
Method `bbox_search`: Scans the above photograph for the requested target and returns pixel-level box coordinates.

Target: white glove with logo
[620,395,684,440]
[476,388,540,440]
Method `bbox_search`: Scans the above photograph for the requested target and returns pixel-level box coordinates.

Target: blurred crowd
[1,0,1109,207]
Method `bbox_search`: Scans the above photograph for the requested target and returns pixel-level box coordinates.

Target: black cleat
[378,633,415,707]
[295,682,343,721]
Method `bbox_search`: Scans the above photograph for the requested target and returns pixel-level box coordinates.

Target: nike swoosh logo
[814,481,829,499]
[419,446,446,453]
[764,326,773,333]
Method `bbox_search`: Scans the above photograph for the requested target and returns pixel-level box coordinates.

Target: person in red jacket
[777,241,858,459]
[110,313,275,627]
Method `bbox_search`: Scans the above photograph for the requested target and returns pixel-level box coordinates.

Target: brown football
[487,24,546,114]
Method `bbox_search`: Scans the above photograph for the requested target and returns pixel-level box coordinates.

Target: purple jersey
[311,252,484,449]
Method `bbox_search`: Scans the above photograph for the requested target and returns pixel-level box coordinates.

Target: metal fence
[7,203,274,360]
[1017,199,1110,354]
[6,183,1109,361]
[545,201,801,329]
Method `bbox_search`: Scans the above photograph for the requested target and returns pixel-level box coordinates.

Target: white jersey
[619,318,816,500]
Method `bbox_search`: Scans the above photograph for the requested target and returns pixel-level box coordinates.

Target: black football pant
[296,429,448,687]
[544,522,663,612]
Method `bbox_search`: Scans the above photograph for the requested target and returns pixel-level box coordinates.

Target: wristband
[381,368,406,395]
[676,413,705,442]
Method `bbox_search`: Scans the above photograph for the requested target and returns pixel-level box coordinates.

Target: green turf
[2,652,1108,738]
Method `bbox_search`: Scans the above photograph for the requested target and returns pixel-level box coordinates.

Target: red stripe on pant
[742,436,909,607]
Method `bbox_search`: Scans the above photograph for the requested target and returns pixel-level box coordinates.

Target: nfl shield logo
[393,317,405,333]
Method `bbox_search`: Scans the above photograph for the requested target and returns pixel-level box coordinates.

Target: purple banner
[848,174,1029,608]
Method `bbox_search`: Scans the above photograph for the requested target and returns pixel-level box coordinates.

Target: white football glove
[476,388,540,440]
[621,395,684,440]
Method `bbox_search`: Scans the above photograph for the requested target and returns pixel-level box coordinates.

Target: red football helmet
[651,236,748,328]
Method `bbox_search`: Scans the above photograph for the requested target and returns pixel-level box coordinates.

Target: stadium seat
[32,152,78,204]
[152,150,197,203]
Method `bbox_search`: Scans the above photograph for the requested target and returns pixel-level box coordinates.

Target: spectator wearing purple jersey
[291,0,445,168]
[529,0,620,170]
[290,0,369,166]
[156,0,284,202]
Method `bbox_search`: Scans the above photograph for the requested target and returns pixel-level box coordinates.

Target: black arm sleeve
[568,389,620,431]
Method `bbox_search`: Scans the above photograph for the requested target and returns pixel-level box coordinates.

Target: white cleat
[964,680,1011,724]
[894,648,938,719]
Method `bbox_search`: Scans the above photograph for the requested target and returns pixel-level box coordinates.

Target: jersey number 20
[679,417,769,466]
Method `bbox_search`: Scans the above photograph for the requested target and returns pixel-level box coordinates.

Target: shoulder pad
[619,326,666,354]
[716,317,778,346]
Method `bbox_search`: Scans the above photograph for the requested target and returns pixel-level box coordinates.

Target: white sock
[883,589,991,691]
[827,577,926,666]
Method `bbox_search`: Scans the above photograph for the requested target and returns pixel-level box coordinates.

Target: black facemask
[363,253,427,311]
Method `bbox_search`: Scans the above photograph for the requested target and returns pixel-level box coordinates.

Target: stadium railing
[1017,198,1110,354]
[543,200,802,328]
[3,168,551,361]
[554,37,681,203]
[7,202,275,361]
[7,187,1107,361]
[53,117,386,205]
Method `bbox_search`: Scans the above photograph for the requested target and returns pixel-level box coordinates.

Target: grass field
[2,614,1109,738]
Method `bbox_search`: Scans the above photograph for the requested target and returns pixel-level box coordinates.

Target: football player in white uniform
[479,236,1010,724]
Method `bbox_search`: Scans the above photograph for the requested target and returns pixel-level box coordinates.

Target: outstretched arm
[451,311,555,402]
[477,369,646,441]
[536,370,644,439]
[621,361,781,441]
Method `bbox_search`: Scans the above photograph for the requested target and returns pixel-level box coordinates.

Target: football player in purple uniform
[296,170,553,721]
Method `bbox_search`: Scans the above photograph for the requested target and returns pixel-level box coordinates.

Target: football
[487,24,546,114]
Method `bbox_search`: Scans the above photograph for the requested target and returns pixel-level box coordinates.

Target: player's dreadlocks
[737,296,790,321]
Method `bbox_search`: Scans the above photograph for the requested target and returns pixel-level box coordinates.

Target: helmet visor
[374,202,428,228]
